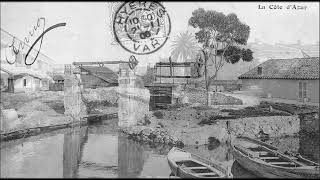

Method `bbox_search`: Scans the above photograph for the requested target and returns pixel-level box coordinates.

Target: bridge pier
[117,63,150,127]
[63,63,150,127]
[64,65,88,121]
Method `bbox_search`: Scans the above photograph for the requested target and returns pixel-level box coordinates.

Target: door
[8,77,14,93]
[149,86,172,110]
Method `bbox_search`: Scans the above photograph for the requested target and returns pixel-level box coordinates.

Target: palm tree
[170,31,200,62]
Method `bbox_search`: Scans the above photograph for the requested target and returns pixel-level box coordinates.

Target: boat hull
[167,147,230,178]
[167,158,198,178]
[231,138,320,178]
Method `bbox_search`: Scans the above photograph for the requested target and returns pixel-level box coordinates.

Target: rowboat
[231,136,320,178]
[167,147,232,178]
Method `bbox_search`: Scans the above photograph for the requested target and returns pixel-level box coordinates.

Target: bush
[259,101,318,114]
[153,111,164,119]
[165,104,185,110]
[142,114,151,125]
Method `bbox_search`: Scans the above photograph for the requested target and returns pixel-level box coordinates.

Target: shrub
[153,111,164,119]
[143,114,151,125]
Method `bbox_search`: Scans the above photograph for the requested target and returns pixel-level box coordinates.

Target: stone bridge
[63,63,150,127]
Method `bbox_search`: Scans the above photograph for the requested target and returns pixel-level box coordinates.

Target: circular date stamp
[113,2,171,55]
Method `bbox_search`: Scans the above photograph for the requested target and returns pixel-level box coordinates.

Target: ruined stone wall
[227,115,300,138]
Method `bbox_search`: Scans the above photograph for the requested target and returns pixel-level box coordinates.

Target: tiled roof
[12,73,42,80]
[238,57,319,80]
[80,66,118,84]
[53,74,64,81]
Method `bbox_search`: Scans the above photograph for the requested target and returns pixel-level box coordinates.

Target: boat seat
[184,166,208,170]
[196,172,218,176]
[269,162,295,165]
[257,151,269,155]
[260,156,279,160]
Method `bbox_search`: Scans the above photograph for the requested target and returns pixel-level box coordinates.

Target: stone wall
[210,92,243,105]
[299,112,319,134]
[184,115,300,145]
[172,87,244,106]
[227,115,300,138]
[82,87,118,114]
[172,86,207,105]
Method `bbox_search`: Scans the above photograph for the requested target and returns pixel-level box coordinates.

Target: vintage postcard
[0,1,319,178]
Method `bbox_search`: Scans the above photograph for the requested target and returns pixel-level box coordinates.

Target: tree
[170,31,201,62]
[188,8,253,105]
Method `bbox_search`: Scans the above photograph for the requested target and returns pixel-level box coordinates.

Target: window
[303,82,307,98]
[299,81,307,99]
[23,79,27,87]
[257,67,262,75]
[298,82,302,98]
[120,70,126,77]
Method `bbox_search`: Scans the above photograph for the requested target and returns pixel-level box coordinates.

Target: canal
[1,119,319,178]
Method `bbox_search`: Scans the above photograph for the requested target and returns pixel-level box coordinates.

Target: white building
[0,29,56,92]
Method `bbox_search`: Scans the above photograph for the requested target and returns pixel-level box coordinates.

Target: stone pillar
[64,64,87,121]
[117,63,150,127]
[117,87,150,127]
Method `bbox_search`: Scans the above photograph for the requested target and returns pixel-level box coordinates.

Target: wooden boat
[167,147,232,178]
[231,136,320,178]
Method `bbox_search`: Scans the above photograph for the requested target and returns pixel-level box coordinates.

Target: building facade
[0,29,55,92]
[239,57,319,103]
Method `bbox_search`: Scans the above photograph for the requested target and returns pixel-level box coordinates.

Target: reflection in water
[1,120,319,178]
[118,136,145,178]
[63,126,88,178]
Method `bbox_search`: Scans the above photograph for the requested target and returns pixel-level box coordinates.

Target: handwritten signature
[5,17,66,66]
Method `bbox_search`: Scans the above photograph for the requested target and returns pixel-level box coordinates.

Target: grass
[191,105,213,111]
[42,100,65,114]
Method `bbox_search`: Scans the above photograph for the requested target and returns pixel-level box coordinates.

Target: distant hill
[248,42,319,63]
[216,42,319,80]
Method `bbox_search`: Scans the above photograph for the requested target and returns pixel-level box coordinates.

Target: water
[1,119,319,178]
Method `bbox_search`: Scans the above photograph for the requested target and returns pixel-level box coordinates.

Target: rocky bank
[119,104,301,146]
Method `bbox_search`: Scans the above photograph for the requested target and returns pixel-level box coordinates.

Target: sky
[1,2,319,67]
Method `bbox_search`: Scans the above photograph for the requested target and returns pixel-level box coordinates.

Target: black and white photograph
[0,1,319,178]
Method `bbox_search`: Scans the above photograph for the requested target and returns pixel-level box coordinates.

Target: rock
[1,109,20,131]
[181,96,189,104]
[157,122,164,128]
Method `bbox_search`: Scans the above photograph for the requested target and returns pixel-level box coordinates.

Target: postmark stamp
[112,1,171,55]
